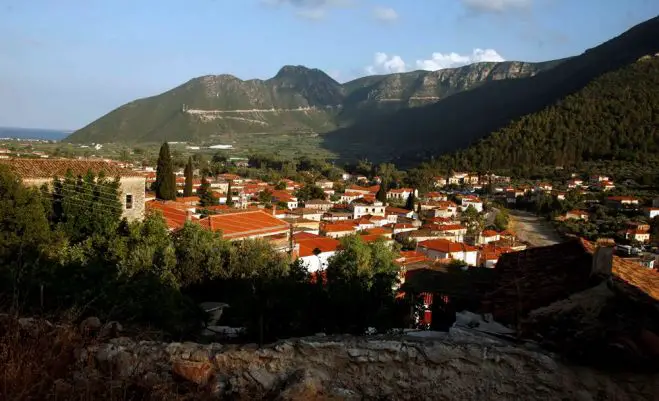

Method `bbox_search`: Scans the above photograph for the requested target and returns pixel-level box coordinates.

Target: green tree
[258,189,274,205]
[52,171,122,243]
[274,181,286,190]
[154,142,177,200]
[376,181,387,203]
[172,222,229,287]
[183,156,194,197]
[198,177,217,207]
[0,166,52,305]
[405,190,416,211]
[295,185,326,201]
[226,181,235,207]
[461,204,485,237]
[493,210,509,231]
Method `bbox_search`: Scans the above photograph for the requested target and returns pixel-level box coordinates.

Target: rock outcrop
[76,329,659,400]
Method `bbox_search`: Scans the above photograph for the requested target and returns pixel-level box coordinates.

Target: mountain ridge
[65,60,562,144]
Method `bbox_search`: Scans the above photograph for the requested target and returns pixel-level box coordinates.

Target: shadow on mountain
[320,16,659,165]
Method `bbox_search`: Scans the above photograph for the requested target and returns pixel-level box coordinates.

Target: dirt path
[508,210,563,247]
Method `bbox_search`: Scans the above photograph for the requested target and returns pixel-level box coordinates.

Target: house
[447,172,468,185]
[431,224,468,243]
[417,239,479,266]
[386,188,417,202]
[621,222,651,243]
[295,233,340,272]
[270,190,299,210]
[477,230,501,245]
[478,244,513,268]
[288,208,324,221]
[320,222,357,238]
[0,158,146,221]
[385,206,415,221]
[349,198,385,219]
[283,218,321,235]
[420,201,458,218]
[597,181,616,191]
[384,223,419,235]
[567,178,584,189]
[198,209,291,242]
[347,184,380,195]
[644,207,659,219]
[590,175,609,184]
[565,210,589,220]
[606,196,640,209]
[425,192,447,201]
[433,177,446,188]
[535,183,553,192]
[340,192,363,203]
[322,211,352,222]
[459,195,483,212]
[304,198,333,211]
[146,200,194,230]
[315,180,334,189]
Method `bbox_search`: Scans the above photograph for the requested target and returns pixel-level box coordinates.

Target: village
[2,147,659,330]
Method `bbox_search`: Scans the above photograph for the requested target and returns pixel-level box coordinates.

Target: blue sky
[0,0,657,130]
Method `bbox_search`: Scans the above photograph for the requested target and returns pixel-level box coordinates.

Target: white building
[349,198,385,219]
[417,239,479,266]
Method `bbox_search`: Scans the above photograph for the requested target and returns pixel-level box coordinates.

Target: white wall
[300,251,335,273]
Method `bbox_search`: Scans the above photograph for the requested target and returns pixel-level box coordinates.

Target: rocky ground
[74,320,659,400]
[3,315,659,400]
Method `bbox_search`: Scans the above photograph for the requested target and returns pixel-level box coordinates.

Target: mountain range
[67,16,659,165]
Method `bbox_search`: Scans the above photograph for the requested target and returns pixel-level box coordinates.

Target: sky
[0,0,657,130]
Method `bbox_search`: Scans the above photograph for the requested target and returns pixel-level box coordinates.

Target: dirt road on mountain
[509,210,563,247]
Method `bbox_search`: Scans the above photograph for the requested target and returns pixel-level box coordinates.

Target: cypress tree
[405,189,416,211]
[184,156,194,197]
[226,181,234,207]
[155,142,177,200]
[376,181,387,204]
[198,178,216,207]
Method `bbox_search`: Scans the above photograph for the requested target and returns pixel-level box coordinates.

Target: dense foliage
[155,142,177,200]
[442,57,659,172]
[0,166,406,341]
[183,156,193,197]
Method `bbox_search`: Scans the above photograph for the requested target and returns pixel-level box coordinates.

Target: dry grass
[0,315,212,401]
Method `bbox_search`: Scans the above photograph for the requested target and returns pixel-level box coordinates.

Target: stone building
[0,158,146,221]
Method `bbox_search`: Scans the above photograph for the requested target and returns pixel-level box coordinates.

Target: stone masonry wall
[76,329,659,400]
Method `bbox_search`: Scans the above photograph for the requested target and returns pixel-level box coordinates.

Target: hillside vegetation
[322,16,659,163]
[65,61,558,144]
[441,56,659,171]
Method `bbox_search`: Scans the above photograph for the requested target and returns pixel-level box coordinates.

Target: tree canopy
[155,142,177,200]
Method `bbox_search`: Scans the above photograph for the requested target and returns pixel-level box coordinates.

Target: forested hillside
[439,56,659,171]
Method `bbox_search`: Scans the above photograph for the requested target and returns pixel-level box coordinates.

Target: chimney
[272,205,276,216]
[591,238,614,278]
[185,210,193,222]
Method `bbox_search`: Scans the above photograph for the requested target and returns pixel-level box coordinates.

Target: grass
[0,314,211,401]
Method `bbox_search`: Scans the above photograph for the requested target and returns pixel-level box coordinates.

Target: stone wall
[77,329,659,400]
[23,176,145,222]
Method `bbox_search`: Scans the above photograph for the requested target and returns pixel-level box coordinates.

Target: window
[125,194,133,210]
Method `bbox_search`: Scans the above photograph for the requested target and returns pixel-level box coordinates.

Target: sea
[0,127,71,141]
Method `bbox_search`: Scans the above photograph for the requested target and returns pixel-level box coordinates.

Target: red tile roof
[198,210,290,240]
[396,250,429,266]
[296,236,341,257]
[482,230,499,237]
[607,196,638,201]
[419,239,477,253]
[348,184,380,193]
[0,158,144,178]
[146,200,190,230]
[321,223,357,233]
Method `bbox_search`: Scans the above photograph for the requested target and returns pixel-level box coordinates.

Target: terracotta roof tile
[198,210,290,240]
[419,239,477,253]
[0,158,143,178]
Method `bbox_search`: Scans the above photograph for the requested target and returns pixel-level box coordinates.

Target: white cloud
[365,52,407,75]
[261,0,353,20]
[415,49,505,70]
[373,6,398,22]
[365,49,506,75]
[460,0,532,14]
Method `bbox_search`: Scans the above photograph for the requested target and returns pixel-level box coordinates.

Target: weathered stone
[248,368,277,390]
[172,360,214,386]
[99,321,123,339]
[79,317,102,333]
